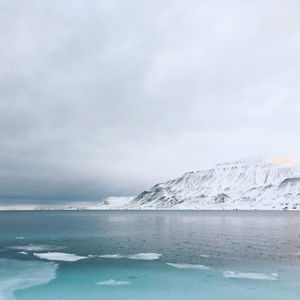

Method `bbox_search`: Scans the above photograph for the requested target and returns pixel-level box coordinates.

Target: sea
[0,211,300,300]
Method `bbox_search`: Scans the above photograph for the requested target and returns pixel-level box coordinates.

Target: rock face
[128,158,300,210]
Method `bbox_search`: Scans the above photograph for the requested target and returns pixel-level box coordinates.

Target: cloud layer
[0,0,300,202]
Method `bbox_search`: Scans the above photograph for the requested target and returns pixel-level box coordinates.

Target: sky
[0,0,300,205]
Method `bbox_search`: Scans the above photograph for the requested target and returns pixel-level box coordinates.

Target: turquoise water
[0,211,300,299]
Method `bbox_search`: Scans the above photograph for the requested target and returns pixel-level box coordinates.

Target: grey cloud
[0,0,300,202]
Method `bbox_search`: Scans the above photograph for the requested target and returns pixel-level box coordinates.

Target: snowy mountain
[125,158,300,210]
[88,196,134,210]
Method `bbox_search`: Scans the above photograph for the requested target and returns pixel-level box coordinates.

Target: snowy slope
[127,158,300,210]
[92,196,135,210]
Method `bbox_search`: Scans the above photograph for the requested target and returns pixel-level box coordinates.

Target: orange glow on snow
[272,156,298,165]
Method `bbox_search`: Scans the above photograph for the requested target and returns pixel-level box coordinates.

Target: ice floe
[223,271,279,280]
[33,252,87,262]
[96,279,130,286]
[127,253,162,260]
[0,258,57,300]
[98,254,125,259]
[9,244,65,252]
[98,252,162,260]
[166,263,211,270]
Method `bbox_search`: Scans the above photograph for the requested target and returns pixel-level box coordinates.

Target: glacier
[98,158,300,210]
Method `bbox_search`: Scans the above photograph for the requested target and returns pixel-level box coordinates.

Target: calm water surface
[0,211,300,300]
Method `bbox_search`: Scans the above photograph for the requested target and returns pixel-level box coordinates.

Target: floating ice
[17,251,28,255]
[9,244,65,252]
[98,254,125,259]
[0,258,57,300]
[96,279,130,286]
[223,271,279,280]
[127,253,162,260]
[166,263,211,270]
[99,253,161,260]
[33,252,87,262]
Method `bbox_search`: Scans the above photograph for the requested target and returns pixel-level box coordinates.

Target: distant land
[94,157,300,210]
[1,157,300,211]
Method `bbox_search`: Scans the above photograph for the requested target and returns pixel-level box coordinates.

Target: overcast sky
[0,0,300,203]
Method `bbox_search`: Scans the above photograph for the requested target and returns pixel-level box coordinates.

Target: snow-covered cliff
[127,158,300,210]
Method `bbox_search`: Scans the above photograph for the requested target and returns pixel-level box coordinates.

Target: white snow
[88,196,135,210]
[124,158,300,210]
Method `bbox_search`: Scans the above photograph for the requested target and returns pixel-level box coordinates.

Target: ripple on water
[9,244,65,252]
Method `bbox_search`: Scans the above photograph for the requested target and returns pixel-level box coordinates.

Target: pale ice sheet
[0,258,57,300]
[96,279,130,286]
[99,253,162,260]
[98,254,125,259]
[33,252,87,262]
[166,263,211,270]
[223,271,279,280]
[127,253,162,260]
